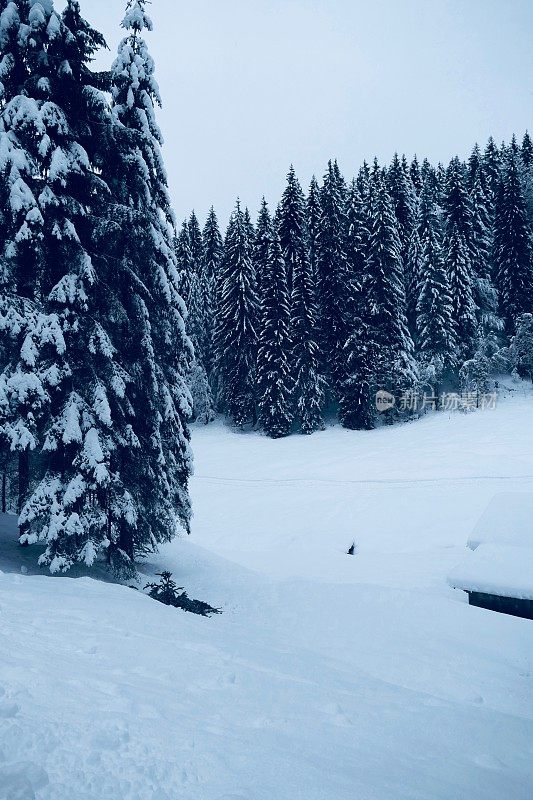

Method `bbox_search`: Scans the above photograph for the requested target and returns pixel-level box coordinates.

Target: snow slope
[1,389,533,799]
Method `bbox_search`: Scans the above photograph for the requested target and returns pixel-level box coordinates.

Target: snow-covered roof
[448,544,533,601]
[468,492,533,550]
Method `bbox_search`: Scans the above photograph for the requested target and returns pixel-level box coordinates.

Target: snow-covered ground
[1,388,533,799]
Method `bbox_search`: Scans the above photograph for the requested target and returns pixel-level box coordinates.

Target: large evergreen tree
[202,205,223,381]
[316,160,350,397]
[279,172,325,434]
[470,165,501,338]
[306,175,321,281]
[278,165,308,294]
[257,223,292,438]
[253,197,271,300]
[386,152,416,271]
[366,170,418,401]
[215,201,258,426]
[338,300,378,431]
[1,0,137,572]
[493,151,533,332]
[4,0,192,575]
[415,183,457,394]
[442,157,477,357]
[345,179,369,296]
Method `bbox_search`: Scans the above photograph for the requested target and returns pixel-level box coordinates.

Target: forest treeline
[182,135,533,436]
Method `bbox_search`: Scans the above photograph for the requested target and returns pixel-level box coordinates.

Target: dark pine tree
[188,210,203,271]
[345,179,370,299]
[470,166,501,338]
[278,165,309,294]
[306,175,321,281]
[102,0,193,572]
[416,183,457,396]
[175,219,193,302]
[493,151,533,333]
[386,152,416,272]
[442,157,477,357]
[257,224,292,438]
[253,197,271,300]
[215,201,258,426]
[12,0,171,574]
[202,206,223,381]
[316,160,350,399]
[521,131,533,228]
[366,170,417,401]
[483,135,502,205]
[279,172,325,434]
[410,155,422,195]
[338,296,378,431]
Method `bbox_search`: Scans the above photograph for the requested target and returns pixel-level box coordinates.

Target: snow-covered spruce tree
[175,218,193,302]
[345,178,369,297]
[215,200,258,426]
[290,249,324,434]
[366,170,418,404]
[306,175,321,280]
[443,156,473,245]
[338,297,378,431]
[386,152,416,271]
[470,164,501,339]
[415,183,457,397]
[493,150,533,334]
[184,213,210,372]
[459,349,491,404]
[0,0,140,572]
[278,165,309,294]
[188,210,203,271]
[356,160,371,202]
[522,131,533,228]
[243,206,255,253]
[339,179,377,432]
[253,197,271,300]
[316,160,351,398]
[410,155,422,195]
[404,201,424,337]
[201,205,223,382]
[186,267,214,424]
[522,131,533,172]
[509,313,533,382]
[442,158,478,358]
[275,169,324,433]
[187,359,214,424]
[185,212,214,424]
[483,136,502,205]
[73,0,191,574]
[256,222,292,438]
[444,223,477,359]
[467,143,483,190]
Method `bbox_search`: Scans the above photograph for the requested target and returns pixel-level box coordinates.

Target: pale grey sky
[74,0,533,227]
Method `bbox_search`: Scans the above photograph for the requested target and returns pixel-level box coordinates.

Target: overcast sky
[74,0,533,228]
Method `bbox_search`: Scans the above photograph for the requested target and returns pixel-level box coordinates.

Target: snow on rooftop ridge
[468,492,533,550]
[449,543,533,601]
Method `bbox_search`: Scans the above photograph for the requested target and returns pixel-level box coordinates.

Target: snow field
[1,390,533,799]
